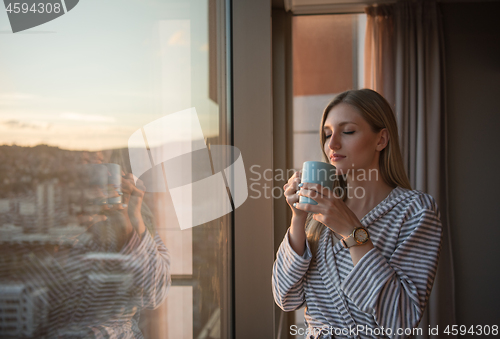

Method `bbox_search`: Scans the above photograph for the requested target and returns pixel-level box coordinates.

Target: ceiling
[279,0,396,14]
[275,0,494,14]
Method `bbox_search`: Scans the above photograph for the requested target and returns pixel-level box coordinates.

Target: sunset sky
[0,0,218,151]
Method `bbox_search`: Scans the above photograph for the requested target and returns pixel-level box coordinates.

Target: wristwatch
[341,226,370,248]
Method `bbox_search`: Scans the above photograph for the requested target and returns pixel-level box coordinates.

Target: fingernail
[298,183,303,187]
[293,203,297,207]
[122,204,128,208]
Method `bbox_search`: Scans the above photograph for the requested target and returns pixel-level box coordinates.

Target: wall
[442,0,500,327]
[233,0,275,337]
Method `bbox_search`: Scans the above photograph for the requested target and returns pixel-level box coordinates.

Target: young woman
[273,89,442,339]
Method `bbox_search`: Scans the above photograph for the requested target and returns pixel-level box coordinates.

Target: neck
[343,169,395,210]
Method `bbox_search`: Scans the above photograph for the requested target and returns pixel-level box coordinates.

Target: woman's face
[323,103,388,177]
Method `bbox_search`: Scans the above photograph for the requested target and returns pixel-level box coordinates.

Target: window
[293,14,366,169]
[0,0,231,338]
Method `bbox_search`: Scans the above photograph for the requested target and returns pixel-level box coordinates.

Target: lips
[330,153,346,161]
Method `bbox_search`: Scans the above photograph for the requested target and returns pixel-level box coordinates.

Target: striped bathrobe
[272,187,442,339]
[16,226,171,339]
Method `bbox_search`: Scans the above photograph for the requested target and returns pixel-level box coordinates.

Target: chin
[333,163,358,177]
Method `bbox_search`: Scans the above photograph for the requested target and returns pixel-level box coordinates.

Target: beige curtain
[364,1,456,338]
[364,5,395,106]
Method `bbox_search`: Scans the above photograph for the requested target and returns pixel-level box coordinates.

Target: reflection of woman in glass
[44,152,171,339]
[273,89,442,338]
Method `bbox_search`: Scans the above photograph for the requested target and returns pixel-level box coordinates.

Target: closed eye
[343,131,355,135]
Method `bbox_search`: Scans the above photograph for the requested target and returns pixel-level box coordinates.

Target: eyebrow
[323,121,358,130]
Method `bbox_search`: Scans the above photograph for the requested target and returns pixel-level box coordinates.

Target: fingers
[283,182,300,196]
[121,173,145,197]
[121,176,133,193]
[297,188,326,204]
[124,173,146,192]
[292,201,320,214]
[283,172,301,195]
[283,171,301,190]
[285,170,301,184]
[299,182,340,200]
[123,172,143,189]
[284,187,300,205]
[135,179,146,192]
[283,171,303,208]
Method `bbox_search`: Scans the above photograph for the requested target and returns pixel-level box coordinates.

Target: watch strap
[341,235,358,248]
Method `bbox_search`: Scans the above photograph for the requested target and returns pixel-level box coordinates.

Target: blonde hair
[306,89,412,256]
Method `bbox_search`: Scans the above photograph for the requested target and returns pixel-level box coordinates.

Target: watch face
[354,228,368,243]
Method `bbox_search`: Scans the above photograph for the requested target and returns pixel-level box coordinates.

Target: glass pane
[0,1,230,338]
[292,14,366,169]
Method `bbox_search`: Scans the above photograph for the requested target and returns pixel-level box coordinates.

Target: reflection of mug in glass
[105,164,122,205]
[87,163,122,205]
[299,161,335,205]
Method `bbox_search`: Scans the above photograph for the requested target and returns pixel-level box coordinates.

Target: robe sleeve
[121,230,171,310]
[272,228,313,312]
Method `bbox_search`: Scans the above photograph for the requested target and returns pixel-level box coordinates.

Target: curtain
[364,5,395,106]
[364,1,456,338]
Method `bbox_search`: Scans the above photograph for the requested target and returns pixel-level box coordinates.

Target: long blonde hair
[306,89,412,255]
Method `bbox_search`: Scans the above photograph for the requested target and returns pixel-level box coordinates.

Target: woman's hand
[294,182,362,237]
[283,171,309,255]
[121,173,145,216]
[120,172,147,236]
[283,171,307,221]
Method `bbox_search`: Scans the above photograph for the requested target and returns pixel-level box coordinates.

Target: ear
[376,128,389,151]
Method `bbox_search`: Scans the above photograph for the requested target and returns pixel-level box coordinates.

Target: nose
[328,133,341,151]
